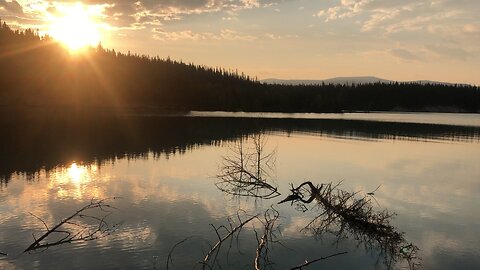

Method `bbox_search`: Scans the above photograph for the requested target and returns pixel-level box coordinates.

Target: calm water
[1,113,479,269]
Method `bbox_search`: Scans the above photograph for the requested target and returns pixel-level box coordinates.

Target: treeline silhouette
[1,20,479,113]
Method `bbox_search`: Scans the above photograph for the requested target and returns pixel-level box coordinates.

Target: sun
[48,3,102,52]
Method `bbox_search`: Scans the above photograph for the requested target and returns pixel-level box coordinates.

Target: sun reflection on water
[49,162,102,199]
[68,162,86,184]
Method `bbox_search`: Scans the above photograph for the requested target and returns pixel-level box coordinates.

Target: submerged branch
[166,236,196,270]
[279,181,420,269]
[202,214,258,269]
[254,207,280,270]
[24,197,119,253]
[288,251,348,270]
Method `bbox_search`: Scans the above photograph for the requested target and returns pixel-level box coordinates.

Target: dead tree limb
[202,214,258,270]
[279,182,420,270]
[254,207,280,270]
[288,251,348,270]
[166,236,195,270]
[24,198,119,253]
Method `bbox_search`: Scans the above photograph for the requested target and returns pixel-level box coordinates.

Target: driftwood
[279,181,420,270]
[216,134,280,199]
[24,198,119,252]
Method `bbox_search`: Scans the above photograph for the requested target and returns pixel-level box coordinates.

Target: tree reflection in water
[280,181,420,269]
[215,134,280,199]
[207,134,421,269]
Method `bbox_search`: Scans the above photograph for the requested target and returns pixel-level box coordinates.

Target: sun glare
[48,3,102,52]
[68,162,86,183]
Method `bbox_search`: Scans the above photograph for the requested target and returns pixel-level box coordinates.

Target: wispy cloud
[0,0,23,14]
[389,48,423,62]
[315,0,369,22]
[315,0,480,39]
[426,44,473,61]
[153,28,257,41]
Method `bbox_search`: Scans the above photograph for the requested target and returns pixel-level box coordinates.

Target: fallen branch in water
[202,213,259,270]
[288,251,348,270]
[24,197,120,253]
[279,181,420,270]
[166,236,195,270]
[254,207,280,270]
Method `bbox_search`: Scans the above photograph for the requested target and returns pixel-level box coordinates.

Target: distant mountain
[261,77,468,86]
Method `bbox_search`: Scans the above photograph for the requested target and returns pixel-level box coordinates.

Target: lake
[0,112,479,269]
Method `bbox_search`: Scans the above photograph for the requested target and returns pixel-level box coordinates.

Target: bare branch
[202,214,258,269]
[279,181,420,270]
[24,197,119,253]
[28,212,49,231]
[166,236,195,270]
[288,251,348,270]
[254,207,280,270]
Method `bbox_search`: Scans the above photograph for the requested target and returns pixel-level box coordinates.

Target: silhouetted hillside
[1,21,479,113]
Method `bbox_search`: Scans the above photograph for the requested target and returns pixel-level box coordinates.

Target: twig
[367,184,382,195]
[166,236,195,270]
[28,212,49,231]
[202,215,258,269]
[288,251,348,270]
[254,207,280,270]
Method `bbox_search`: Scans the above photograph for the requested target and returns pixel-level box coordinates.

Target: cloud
[426,44,472,61]
[362,5,463,34]
[87,0,276,27]
[265,33,298,40]
[463,24,480,34]
[389,48,422,61]
[152,28,257,41]
[0,0,278,29]
[315,0,480,38]
[0,0,23,14]
[153,29,207,41]
[315,0,370,22]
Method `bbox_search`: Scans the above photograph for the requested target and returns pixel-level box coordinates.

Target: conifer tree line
[1,21,479,113]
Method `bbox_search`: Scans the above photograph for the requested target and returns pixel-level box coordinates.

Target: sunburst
[47,3,103,52]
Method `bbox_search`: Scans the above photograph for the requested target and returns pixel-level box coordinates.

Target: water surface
[0,113,479,269]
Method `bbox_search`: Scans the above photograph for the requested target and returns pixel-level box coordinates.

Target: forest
[1,20,479,114]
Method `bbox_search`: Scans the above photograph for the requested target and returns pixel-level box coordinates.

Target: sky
[1,0,479,85]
